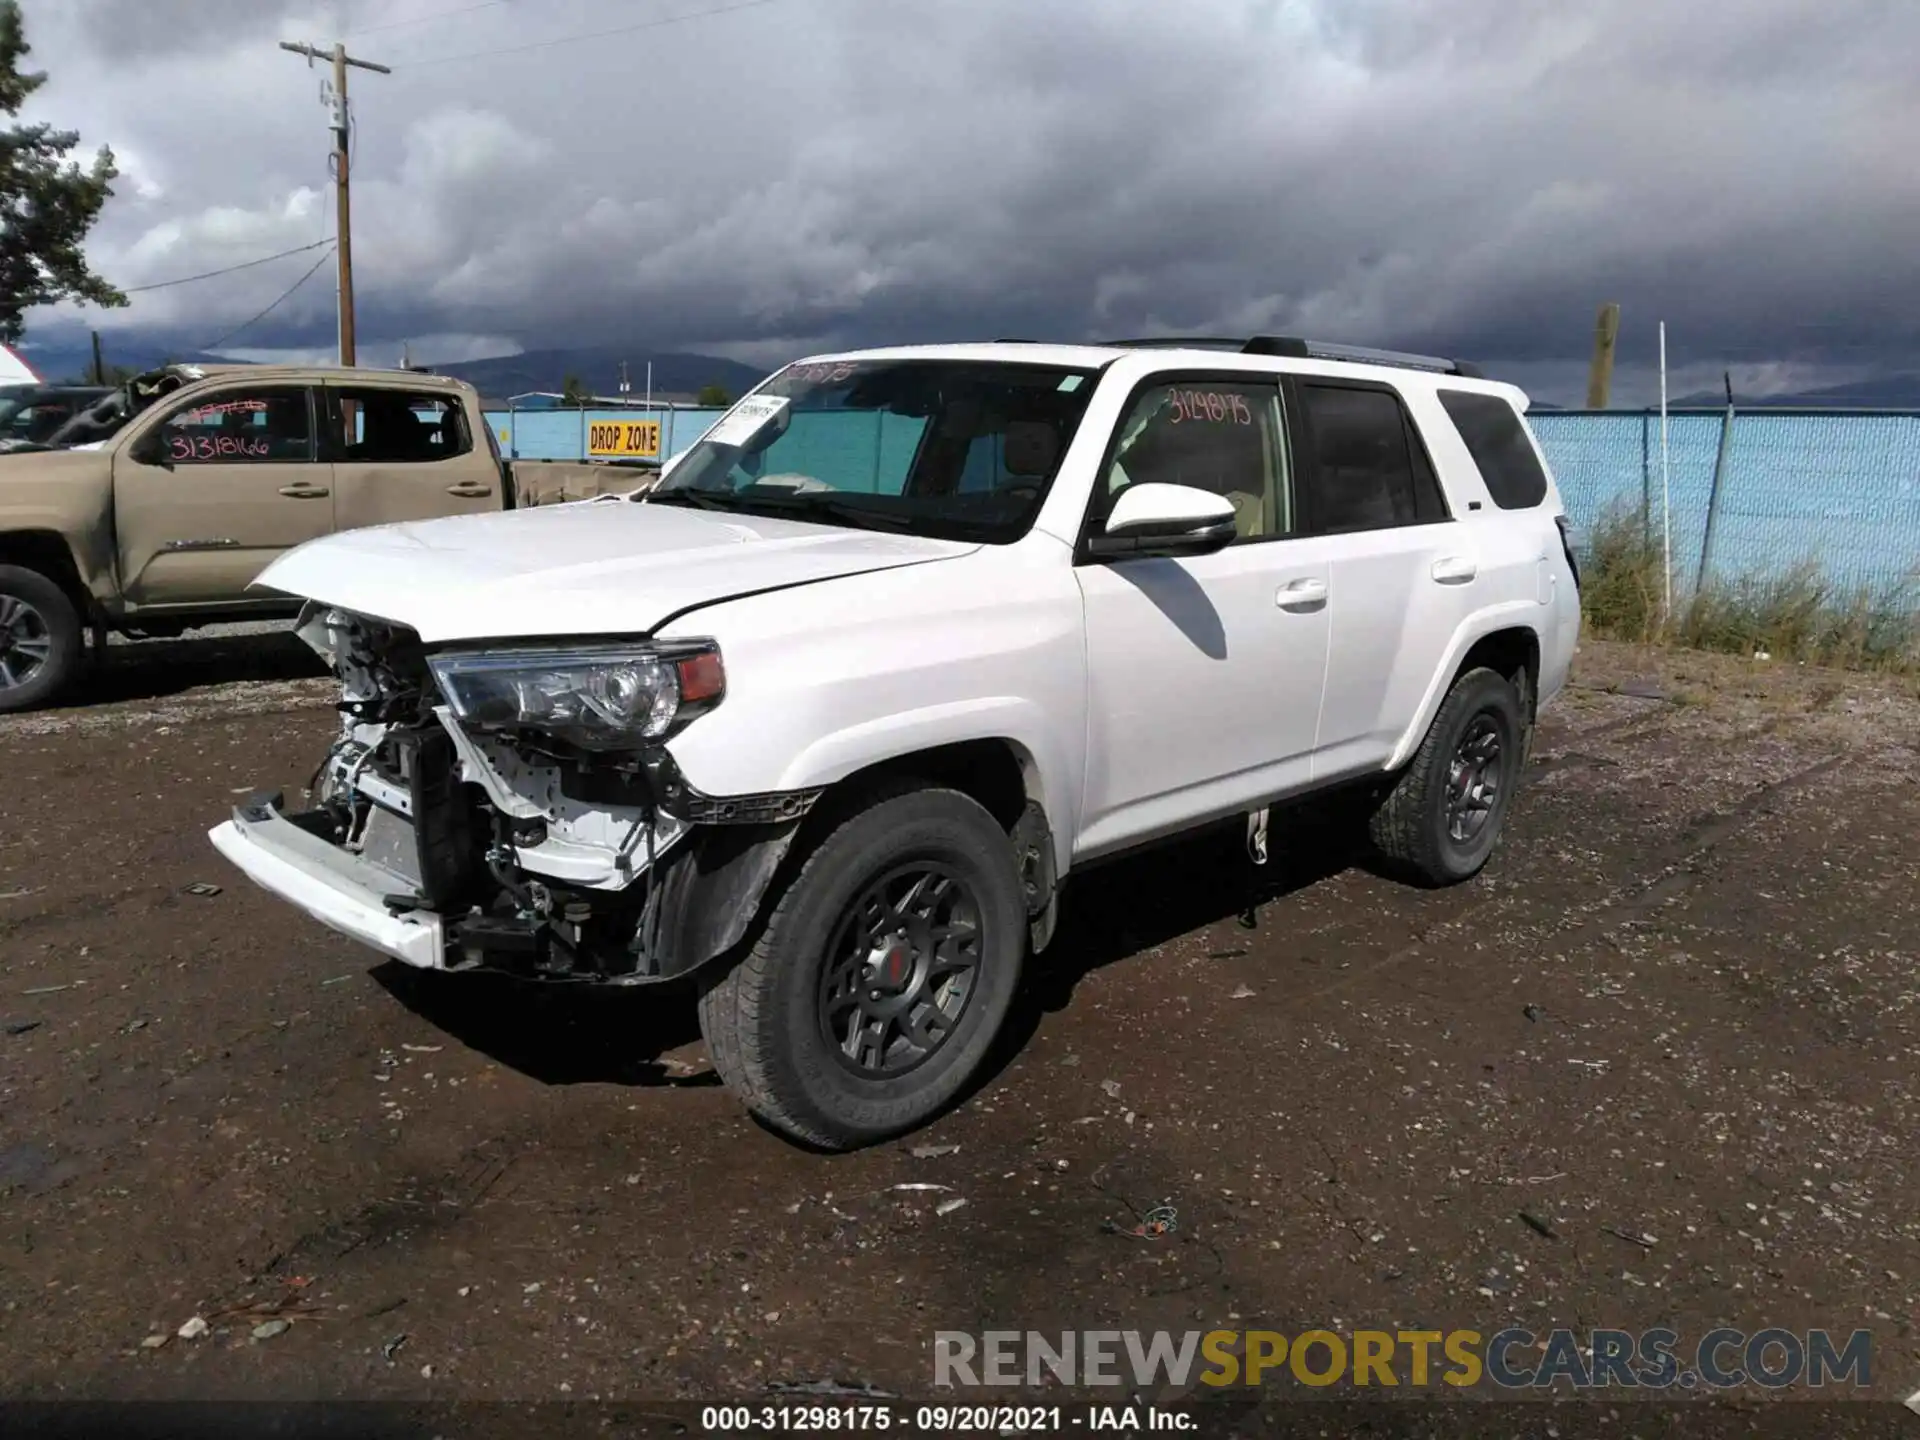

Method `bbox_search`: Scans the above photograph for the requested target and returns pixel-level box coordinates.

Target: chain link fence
[1530,408,1920,598]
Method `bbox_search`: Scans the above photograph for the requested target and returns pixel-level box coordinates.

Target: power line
[397,0,794,69]
[200,244,337,352]
[345,0,512,37]
[122,238,335,294]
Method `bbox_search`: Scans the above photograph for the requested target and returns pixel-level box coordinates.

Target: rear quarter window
[1437,390,1548,509]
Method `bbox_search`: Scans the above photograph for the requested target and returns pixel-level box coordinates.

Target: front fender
[0,453,117,600]
[776,696,1077,876]
[1385,603,1544,772]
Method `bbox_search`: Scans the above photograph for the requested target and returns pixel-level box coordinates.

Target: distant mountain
[13,335,768,401]
[434,348,766,401]
[1670,372,1920,408]
[16,340,235,384]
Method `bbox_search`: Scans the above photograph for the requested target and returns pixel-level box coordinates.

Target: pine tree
[0,0,125,343]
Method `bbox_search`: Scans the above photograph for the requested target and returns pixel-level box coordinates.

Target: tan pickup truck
[0,362,644,712]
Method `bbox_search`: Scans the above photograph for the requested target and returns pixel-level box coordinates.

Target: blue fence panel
[661,408,726,460]
[1531,410,1920,598]
[1710,412,1920,594]
[1526,411,1650,529]
[482,407,730,462]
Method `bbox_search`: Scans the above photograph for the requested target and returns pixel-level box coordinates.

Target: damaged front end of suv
[211,604,819,984]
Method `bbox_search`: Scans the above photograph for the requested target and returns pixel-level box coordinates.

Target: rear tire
[0,565,82,714]
[697,784,1027,1150]
[1369,666,1524,886]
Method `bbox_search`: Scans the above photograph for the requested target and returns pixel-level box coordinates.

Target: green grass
[1576,506,1920,673]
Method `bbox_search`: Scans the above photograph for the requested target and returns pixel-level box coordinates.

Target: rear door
[326,384,500,530]
[114,383,331,607]
[1288,377,1480,782]
[1432,387,1580,696]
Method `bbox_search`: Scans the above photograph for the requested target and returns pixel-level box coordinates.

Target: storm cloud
[18,0,1920,401]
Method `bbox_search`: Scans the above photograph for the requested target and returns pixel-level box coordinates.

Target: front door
[1074,374,1332,860]
[326,384,500,529]
[114,384,331,608]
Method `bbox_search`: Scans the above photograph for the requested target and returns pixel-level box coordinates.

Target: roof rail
[1096,337,1249,352]
[1097,334,1483,379]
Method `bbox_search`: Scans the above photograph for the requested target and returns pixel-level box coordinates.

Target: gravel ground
[1,635,1917,1436]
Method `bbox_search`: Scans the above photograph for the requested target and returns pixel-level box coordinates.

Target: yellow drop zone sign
[587,419,661,459]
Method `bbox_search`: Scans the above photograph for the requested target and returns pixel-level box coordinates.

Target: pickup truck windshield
[647,359,1099,542]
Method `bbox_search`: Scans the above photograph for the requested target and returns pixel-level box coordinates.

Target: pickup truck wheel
[1368,666,1523,886]
[0,566,81,714]
[697,785,1026,1150]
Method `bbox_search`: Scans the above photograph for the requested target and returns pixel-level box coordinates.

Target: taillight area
[1554,515,1581,590]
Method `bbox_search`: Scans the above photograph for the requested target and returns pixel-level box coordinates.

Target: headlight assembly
[429,644,724,750]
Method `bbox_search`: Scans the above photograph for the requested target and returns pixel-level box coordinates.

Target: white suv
[210,337,1581,1149]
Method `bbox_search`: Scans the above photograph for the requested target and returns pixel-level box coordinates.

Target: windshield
[647,358,1101,542]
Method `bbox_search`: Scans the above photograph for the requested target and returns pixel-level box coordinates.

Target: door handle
[446,483,493,497]
[1276,577,1328,611]
[1431,555,1477,585]
[277,484,331,499]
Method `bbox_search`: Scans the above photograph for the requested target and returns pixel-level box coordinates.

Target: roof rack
[1096,335,1483,379]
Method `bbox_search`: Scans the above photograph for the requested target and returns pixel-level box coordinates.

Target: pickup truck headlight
[429,644,724,750]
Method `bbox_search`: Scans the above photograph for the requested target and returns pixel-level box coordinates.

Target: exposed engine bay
[287,605,816,983]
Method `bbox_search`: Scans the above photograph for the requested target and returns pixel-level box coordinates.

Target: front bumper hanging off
[208,793,447,970]
[211,767,821,982]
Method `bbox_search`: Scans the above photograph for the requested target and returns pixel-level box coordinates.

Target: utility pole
[1586,302,1621,409]
[279,40,390,367]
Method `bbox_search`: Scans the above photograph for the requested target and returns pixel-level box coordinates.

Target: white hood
[255,498,978,643]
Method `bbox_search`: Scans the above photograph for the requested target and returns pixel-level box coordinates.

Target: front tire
[697,785,1027,1150]
[1369,666,1525,886]
[0,565,82,714]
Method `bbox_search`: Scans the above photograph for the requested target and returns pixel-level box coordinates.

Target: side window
[158,389,314,464]
[332,389,472,463]
[1437,389,1548,509]
[7,404,57,441]
[1097,379,1292,542]
[1295,383,1446,534]
[30,404,77,442]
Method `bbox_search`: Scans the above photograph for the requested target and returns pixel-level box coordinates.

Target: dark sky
[18,0,1920,403]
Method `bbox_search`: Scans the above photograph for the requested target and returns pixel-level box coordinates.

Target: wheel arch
[821,736,1039,832]
[649,734,1065,984]
[0,529,97,619]
[1386,610,1542,772]
[772,699,1074,873]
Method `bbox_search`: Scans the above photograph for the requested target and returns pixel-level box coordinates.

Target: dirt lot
[2,634,1918,1431]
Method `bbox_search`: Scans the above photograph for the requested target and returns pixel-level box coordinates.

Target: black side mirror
[129,432,171,469]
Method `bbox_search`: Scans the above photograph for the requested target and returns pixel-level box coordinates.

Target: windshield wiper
[738,492,919,532]
[643,487,742,511]
[645,485,995,541]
